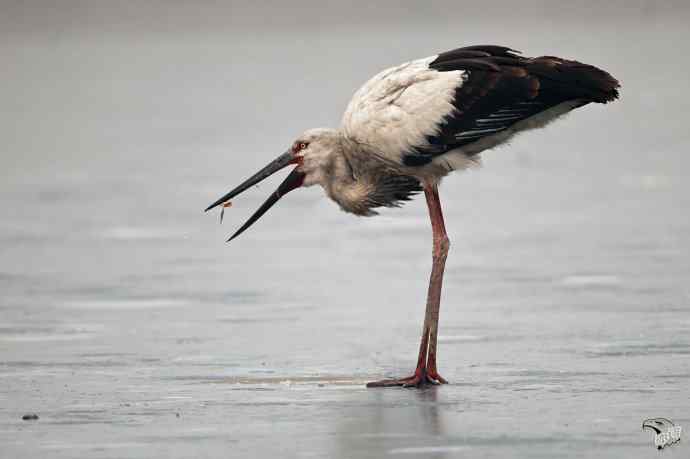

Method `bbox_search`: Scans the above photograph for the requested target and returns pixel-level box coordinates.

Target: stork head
[205,128,341,241]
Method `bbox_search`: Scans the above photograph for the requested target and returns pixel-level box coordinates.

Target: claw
[426,370,448,385]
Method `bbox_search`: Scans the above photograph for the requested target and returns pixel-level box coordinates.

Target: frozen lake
[1,2,689,457]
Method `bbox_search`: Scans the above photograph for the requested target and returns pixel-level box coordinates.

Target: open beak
[205,151,305,242]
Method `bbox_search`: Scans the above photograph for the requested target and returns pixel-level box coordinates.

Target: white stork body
[341,56,470,178]
[206,45,620,387]
[339,47,616,186]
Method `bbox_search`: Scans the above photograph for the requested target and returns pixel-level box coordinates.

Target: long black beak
[204,151,305,242]
[205,151,296,212]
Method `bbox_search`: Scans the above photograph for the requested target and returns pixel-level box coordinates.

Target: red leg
[367,183,450,388]
[424,184,449,384]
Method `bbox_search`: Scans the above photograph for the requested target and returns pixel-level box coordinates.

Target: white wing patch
[341,56,464,165]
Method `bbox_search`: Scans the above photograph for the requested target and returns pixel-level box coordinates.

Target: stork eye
[299,142,308,150]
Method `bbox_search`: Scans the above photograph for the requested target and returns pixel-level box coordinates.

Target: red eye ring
[299,142,308,150]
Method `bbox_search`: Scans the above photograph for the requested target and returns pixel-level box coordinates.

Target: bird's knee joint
[434,235,450,255]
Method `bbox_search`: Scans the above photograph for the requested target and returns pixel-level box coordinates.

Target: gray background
[1,1,689,457]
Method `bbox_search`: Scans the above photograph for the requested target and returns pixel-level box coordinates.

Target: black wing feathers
[366,174,421,211]
[401,45,620,166]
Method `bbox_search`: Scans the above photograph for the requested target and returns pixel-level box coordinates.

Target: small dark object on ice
[22,413,39,421]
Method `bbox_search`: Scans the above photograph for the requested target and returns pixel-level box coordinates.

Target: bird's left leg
[423,183,449,384]
[366,183,449,388]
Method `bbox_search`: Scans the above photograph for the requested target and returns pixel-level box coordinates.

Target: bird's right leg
[366,183,449,388]
[422,184,449,385]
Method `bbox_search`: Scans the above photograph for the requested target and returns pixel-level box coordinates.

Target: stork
[206,45,619,387]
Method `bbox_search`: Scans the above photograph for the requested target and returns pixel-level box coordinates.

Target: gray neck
[322,132,420,216]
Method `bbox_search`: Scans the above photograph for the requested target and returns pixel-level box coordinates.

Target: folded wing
[342,45,620,169]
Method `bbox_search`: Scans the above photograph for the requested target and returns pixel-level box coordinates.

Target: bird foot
[427,369,448,385]
[366,368,448,388]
